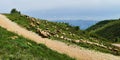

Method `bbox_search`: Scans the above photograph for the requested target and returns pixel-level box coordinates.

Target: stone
[62,33,66,35]
[74,40,80,43]
[30,23,35,27]
[60,36,64,39]
[37,30,51,38]
[10,36,18,40]
[36,28,41,32]
[66,38,72,41]
[36,21,40,25]
[55,34,59,38]
[31,18,36,22]
[72,40,80,43]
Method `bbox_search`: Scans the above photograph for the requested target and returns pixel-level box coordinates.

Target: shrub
[74,26,80,31]
[11,8,21,14]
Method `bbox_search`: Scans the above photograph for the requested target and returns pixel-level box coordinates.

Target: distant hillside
[50,20,97,30]
[86,19,120,42]
[86,20,115,31]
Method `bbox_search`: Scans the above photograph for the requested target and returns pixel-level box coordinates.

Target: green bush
[11,8,21,14]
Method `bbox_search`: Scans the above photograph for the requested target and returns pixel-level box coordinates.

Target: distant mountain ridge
[86,20,115,31]
[49,20,98,30]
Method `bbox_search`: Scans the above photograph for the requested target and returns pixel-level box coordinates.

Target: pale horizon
[1,0,120,21]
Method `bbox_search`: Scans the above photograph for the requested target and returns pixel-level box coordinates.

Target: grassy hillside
[0,26,74,60]
[5,13,84,40]
[3,9,120,56]
[86,20,115,32]
[86,19,120,43]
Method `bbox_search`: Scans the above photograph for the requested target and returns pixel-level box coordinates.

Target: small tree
[74,26,80,31]
[10,8,21,14]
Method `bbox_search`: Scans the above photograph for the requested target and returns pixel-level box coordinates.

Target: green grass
[0,26,75,60]
[86,20,115,32]
[4,12,120,56]
[87,19,120,43]
[4,13,84,40]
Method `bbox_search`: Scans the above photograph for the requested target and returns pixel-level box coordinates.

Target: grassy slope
[86,19,120,42]
[5,13,84,40]
[0,26,74,60]
[86,20,115,31]
[4,13,120,55]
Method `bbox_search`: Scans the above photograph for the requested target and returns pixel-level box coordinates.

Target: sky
[0,0,120,21]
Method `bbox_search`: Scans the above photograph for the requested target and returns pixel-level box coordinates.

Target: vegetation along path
[0,14,120,60]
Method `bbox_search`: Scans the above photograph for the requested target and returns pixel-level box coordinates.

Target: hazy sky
[0,0,120,20]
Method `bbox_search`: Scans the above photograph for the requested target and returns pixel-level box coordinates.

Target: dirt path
[0,14,120,60]
[113,44,120,48]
